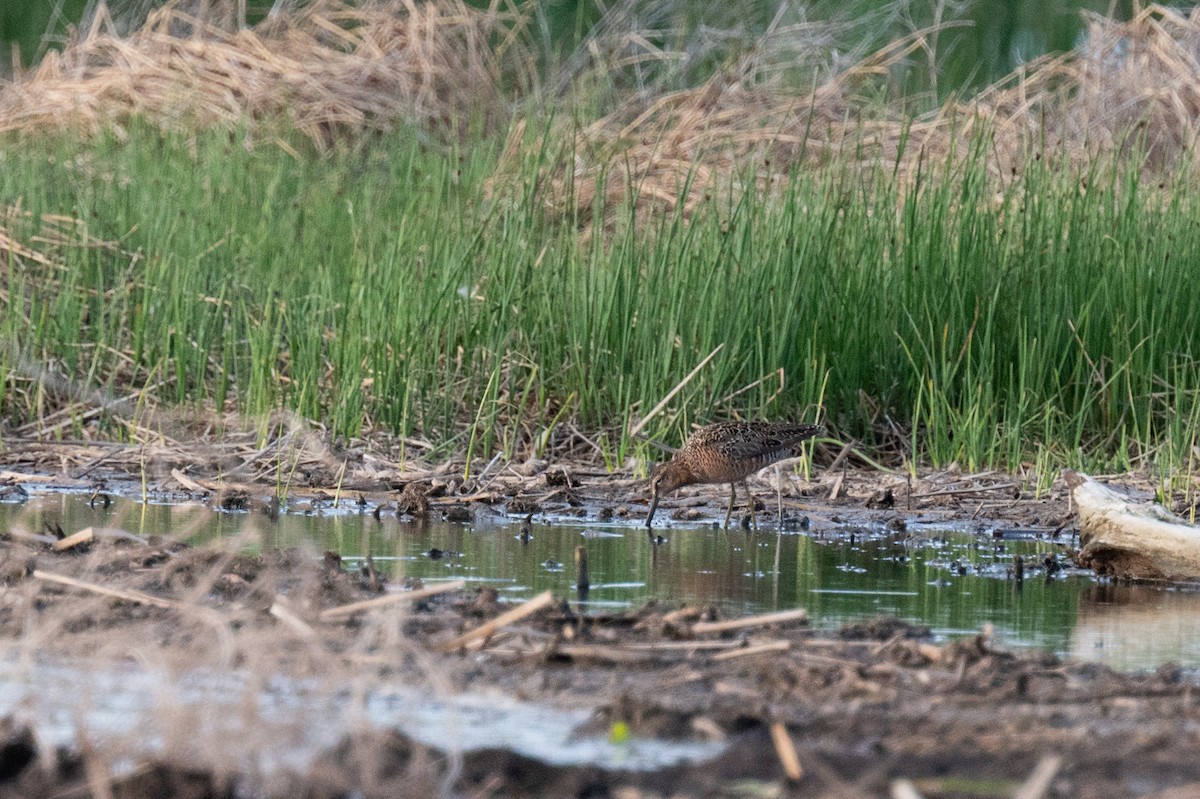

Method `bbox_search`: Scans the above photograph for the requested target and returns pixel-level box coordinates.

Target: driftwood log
[1066,470,1200,581]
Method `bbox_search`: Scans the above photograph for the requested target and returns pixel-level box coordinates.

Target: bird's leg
[723,482,736,530]
[743,480,758,531]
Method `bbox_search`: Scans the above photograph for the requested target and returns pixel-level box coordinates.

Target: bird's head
[645,462,691,527]
[649,462,690,497]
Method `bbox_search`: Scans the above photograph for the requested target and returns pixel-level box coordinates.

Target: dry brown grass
[0,0,532,148]
[3,2,1200,225]
[490,31,954,231]
[981,4,1200,171]
[493,4,1200,231]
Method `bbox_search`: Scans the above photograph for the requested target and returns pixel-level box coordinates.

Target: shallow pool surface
[4,491,1199,672]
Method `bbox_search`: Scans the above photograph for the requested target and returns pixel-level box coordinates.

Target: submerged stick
[691,608,808,635]
[768,721,803,782]
[319,580,465,621]
[575,545,589,591]
[437,590,554,652]
[32,569,180,610]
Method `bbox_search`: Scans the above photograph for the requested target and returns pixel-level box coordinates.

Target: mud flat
[0,507,1198,799]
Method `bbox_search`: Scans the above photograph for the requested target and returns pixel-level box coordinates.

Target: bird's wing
[688,422,820,461]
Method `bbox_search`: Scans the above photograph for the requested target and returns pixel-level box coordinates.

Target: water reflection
[3,492,1197,671]
[1070,584,1200,671]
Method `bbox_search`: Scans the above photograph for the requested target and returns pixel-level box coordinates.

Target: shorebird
[646,421,822,530]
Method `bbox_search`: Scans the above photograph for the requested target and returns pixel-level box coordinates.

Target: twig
[712,640,790,661]
[692,607,808,635]
[8,529,59,546]
[549,645,677,663]
[601,640,747,651]
[717,368,785,406]
[437,590,554,652]
[32,569,180,610]
[828,470,845,501]
[51,527,148,552]
[629,343,724,438]
[14,379,166,438]
[170,468,209,493]
[890,779,925,799]
[81,743,116,799]
[769,721,803,781]
[0,470,90,487]
[1013,755,1062,799]
[826,442,854,472]
[550,640,753,661]
[51,528,97,552]
[910,483,1015,499]
[319,580,465,621]
[269,599,318,640]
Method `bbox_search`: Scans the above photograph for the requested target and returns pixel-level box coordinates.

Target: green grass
[2,121,1199,478]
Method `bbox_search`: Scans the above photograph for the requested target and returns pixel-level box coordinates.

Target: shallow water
[0,656,723,779]
[4,491,1200,672]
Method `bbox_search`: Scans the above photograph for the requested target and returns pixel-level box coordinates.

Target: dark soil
[0,452,1193,798]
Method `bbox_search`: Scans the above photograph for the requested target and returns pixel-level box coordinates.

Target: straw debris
[492,4,1200,231]
[0,0,532,148]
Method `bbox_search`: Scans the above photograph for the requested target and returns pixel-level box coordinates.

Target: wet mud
[0,452,1196,798]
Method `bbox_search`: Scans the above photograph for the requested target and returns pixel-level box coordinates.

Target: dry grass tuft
[494,4,1200,231]
[0,0,532,148]
[982,4,1200,171]
[490,31,953,231]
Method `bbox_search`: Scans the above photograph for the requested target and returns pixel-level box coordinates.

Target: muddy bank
[0,432,1085,531]
[0,520,1197,798]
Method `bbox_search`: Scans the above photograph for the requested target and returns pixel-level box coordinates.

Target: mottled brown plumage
[646,421,822,529]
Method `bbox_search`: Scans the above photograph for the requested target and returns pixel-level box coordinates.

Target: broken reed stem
[319,580,465,621]
[551,638,773,662]
[51,526,149,552]
[269,599,318,640]
[910,483,1015,499]
[890,779,925,799]
[51,529,96,552]
[768,721,804,782]
[437,590,554,652]
[574,545,589,591]
[711,640,790,661]
[80,741,116,799]
[628,343,724,438]
[691,607,808,635]
[32,569,180,610]
[1014,755,1062,799]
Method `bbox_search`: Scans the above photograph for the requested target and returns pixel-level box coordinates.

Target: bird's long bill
[645,490,660,528]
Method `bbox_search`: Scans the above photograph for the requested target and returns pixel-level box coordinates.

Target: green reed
[1,121,1198,479]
